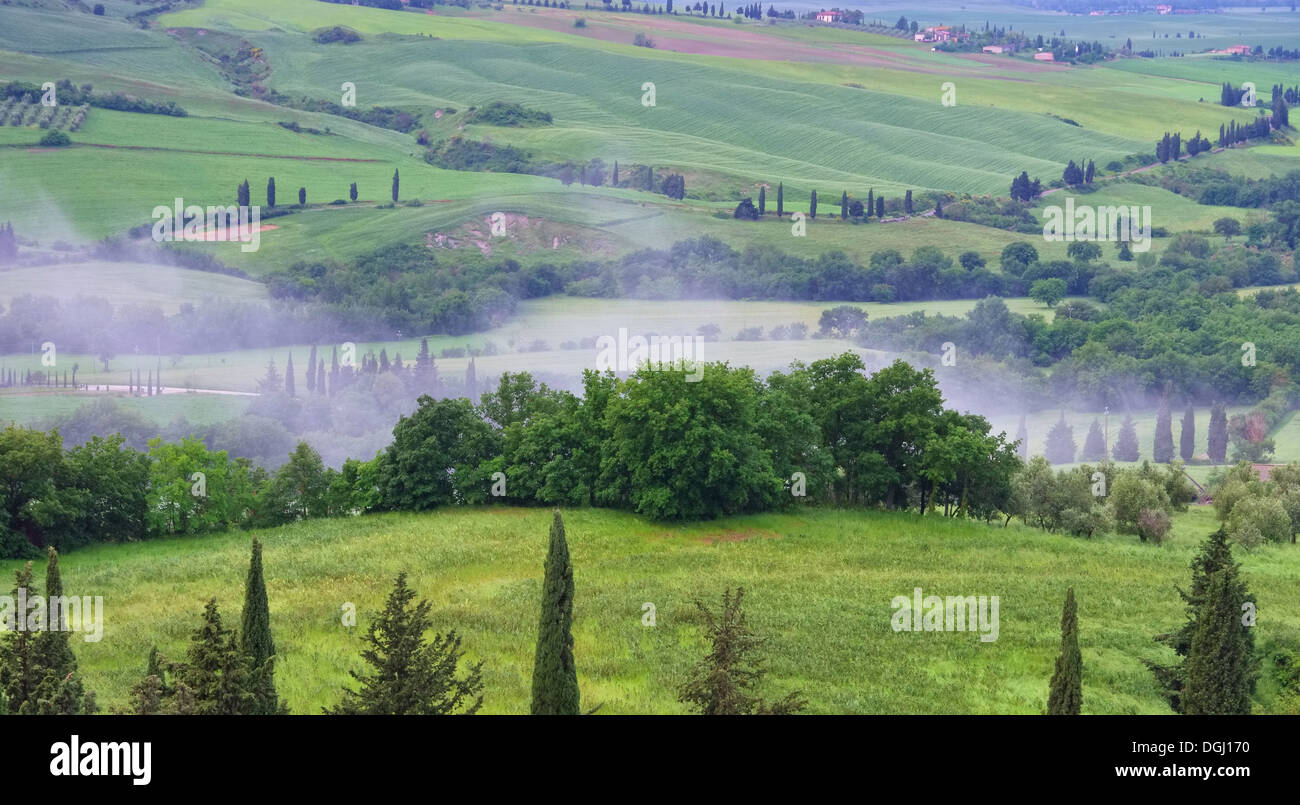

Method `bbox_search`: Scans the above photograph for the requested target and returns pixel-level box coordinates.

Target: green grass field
[8,504,1295,714]
[0,260,267,312]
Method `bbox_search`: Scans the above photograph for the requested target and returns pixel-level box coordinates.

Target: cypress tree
[392,169,400,202]
[612,160,619,186]
[1147,527,1257,713]
[1153,391,1174,462]
[349,182,358,202]
[465,357,478,401]
[758,185,766,215]
[1044,411,1076,465]
[809,189,817,219]
[904,189,913,214]
[330,345,339,397]
[1046,587,1082,715]
[776,182,783,217]
[285,353,296,397]
[240,538,280,715]
[867,188,873,219]
[0,563,40,713]
[267,176,276,208]
[28,548,94,714]
[840,191,847,220]
[1180,404,1195,462]
[530,510,580,715]
[329,572,484,715]
[1080,419,1106,462]
[182,600,255,715]
[299,186,306,205]
[875,195,884,218]
[1208,403,1228,463]
[317,359,326,396]
[677,588,804,715]
[1183,569,1253,714]
[1015,414,1029,460]
[306,345,317,393]
[1113,415,1140,461]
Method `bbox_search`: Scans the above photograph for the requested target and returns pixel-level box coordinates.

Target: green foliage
[464,101,552,127]
[1147,527,1258,714]
[531,511,579,715]
[375,396,502,511]
[240,538,280,714]
[331,572,484,715]
[677,587,805,715]
[1047,587,1082,714]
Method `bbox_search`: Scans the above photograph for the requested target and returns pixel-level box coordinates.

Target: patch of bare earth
[698,529,782,545]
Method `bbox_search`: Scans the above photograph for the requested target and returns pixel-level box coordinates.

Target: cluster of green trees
[1012,458,1194,542]
[0,548,98,715]
[0,354,1025,556]
[1208,461,1300,547]
[0,79,187,117]
[856,234,1300,408]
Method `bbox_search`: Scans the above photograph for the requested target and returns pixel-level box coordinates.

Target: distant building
[914,25,968,44]
[982,45,1006,54]
[815,10,841,23]
[1033,51,1055,61]
[1156,4,1173,14]
[1219,44,1251,55]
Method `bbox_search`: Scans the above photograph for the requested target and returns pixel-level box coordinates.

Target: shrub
[39,129,71,146]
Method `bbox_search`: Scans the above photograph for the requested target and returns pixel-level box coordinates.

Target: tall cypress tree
[867,188,874,219]
[1180,404,1196,462]
[809,189,817,219]
[1046,587,1082,715]
[465,357,478,401]
[1044,411,1076,465]
[904,189,913,214]
[612,160,619,186]
[776,182,783,217]
[306,345,318,393]
[1153,391,1174,462]
[840,191,847,220]
[1113,415,1140,461]
[285,353,296,397]
[0,563,40,712]
[1080,419,1106,462]
[530,510,580,715]
[241,538,280,715]
[758,185,766,215]
[392,169,400,202]
[1147,527,1257,713]
[1015,414,1029,460]
[1208,403,1228,463]
[267,176,276,208]
[1184,569,1253,715]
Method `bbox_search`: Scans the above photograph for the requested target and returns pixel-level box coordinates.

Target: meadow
[9,504,1296,715]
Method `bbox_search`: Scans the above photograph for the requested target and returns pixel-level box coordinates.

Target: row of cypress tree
[1028,402,1231,466]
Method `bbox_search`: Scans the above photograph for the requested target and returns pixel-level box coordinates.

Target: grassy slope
[9,504,1296,714]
